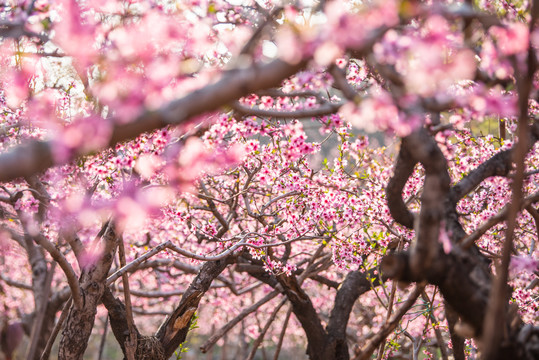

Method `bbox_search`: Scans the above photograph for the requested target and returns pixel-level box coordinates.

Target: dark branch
[155,257,231,359]
[326,269,382,360]
[386,142,417,229]
[402,128,451,276]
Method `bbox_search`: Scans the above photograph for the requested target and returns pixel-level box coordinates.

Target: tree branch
[106,241,172,285]
[481,15,537,354]
[39,297,72,360]
[231,101,344,119]
[0,22,393,183]
[326,269,382,359]
[386,141,417,230]
[26,261,56,360]
[0,274,32,290]
[402,128,451,276]
[0,58,306,182]
[460,190,539,249]
[272,305,293,360]
[117,236,138,360]
[32,234,83,309]
[353,283,426,360]
[448,122,539,207]
[156,257,231,359]
[200,289,281,353]
[58,222,119,360]
[246,297,287,360]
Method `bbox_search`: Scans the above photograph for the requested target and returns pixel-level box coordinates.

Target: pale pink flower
[490,23,529,55]
[276,27,304,64]
[439,224,452,254]
[509,256,539,276]
[135,154,162,180]
[78,246,104,270]
[314,41,342,66]
[54,0,99,71]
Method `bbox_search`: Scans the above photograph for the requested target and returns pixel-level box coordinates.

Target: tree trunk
[58,223,118,360]
[156,257,230,359]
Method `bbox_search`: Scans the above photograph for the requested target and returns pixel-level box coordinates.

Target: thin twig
[354,283,426,360]
[97,316,109,360]
[261,191,301,213]
[231,101,344,119]
[0,273,32,290]
[118,288,185,299]
[32,234,83,309]
[272,306,292,360]
[200,290,281,353]
[107,237,295,287]
[481,4,538,354]
[460,191,539,249]
[239,7,282,56]
[381,240,405,357]
[246,297,287,360]
[106,241,172,285]
[26,261,56,360]
[118,236,138,360]
[39,297,72,360]
[377,253,401,359]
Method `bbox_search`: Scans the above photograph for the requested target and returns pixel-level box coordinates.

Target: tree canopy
[0,0,537,359]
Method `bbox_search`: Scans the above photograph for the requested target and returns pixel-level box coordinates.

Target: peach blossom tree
[0,1,537,360]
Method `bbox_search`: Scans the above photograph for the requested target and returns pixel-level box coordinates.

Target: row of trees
[0,0,537,359]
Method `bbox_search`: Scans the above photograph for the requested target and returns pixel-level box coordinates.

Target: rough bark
[236,255,330,360]
[0,59,306,183]
[445,302,465,360]
[19,298,64,360]
[386,143,417,230]
[275,273,331,360]
[102,288,166,360]
[25,234,48,313]
[403,129,451,277]
[325,270,381,360]
[155,257,231,359]
[57,222,119,360]
[17,223,61,359]
[238,255,386,360]
[383,124,539,359]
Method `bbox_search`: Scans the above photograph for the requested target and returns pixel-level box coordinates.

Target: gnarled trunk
[58,223,118,360]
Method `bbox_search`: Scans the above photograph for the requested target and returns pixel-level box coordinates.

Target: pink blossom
[509,256,539,276]
[56,115,112,159]
[0,230,11,253]
[439,224,452,254]
[314,41,342,66]
[276,27,305,64]
[54,0,99,71]
[490,23,529,55]
[0,52,37,108]
[135,154,162,180]
[78,247,104,270]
